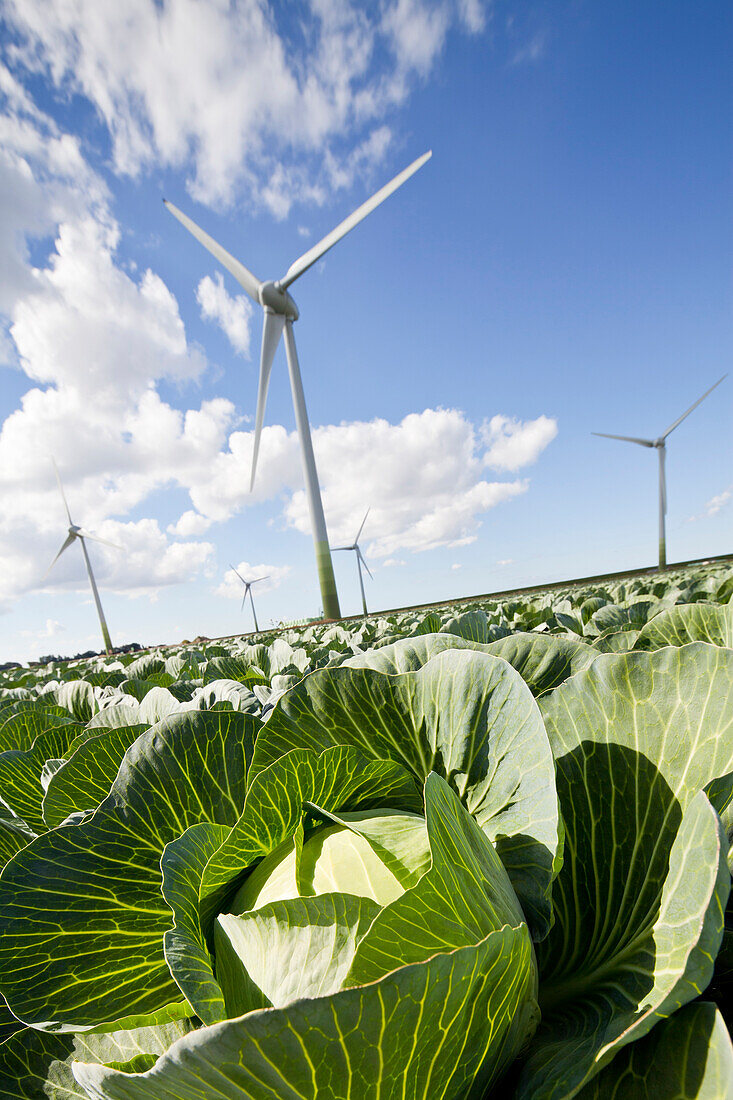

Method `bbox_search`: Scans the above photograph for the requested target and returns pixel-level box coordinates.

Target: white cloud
[0,60,109,316]
[0,83,228,606]
[481,414,557,472]
[451,562,462,570]
[703,488,732,517]
[20,617,65,640]
[196,272,253,357]
[457,0,487,34]
[688,485,732,522]
[382,558,406,567]
[190,407,533,557]
[10,218,205,403]
[4,0,484,210]
[382,0,451,78]
[167,510,213,538]
[216,562,291,601]
[35,519,215,599]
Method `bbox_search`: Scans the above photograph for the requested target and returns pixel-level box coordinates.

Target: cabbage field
[0,559,732,1099]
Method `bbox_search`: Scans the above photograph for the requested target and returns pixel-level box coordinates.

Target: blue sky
[0,0,730,661]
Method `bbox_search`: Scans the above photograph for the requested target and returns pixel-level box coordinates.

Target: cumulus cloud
[0,81,225,604]
[167,510,213,538]
[189,407,543,558]
[481,414,558,472]
[216,562,291,601]
[0,59,109,316]
[4,0,486,210]
[10,218,205,403]
[31,518,214,597]
[196,272,253,356]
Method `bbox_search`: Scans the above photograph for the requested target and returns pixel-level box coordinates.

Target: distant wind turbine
[164,150,431,620]
[333,510,372,616]
[229,565,269,633]
[592,375,727,568]
[45,459,122,653]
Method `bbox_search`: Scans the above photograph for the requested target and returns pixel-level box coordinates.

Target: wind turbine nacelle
[652,439,665,449]
[259,281,299,320]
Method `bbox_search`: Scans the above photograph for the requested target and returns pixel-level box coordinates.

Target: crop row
[0,559,731,1098]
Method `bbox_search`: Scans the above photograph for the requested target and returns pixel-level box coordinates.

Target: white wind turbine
[592,374,727,568]
[229,565,269,633]
[164,151,431,620]
[333,509,372,616]
[45,459,121,653]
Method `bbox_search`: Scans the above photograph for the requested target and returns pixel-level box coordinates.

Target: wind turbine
[229,565,269,633]
[163,150,431,620]
[45,459,121,653]
[333,510,372,616]
[592,375,727,568]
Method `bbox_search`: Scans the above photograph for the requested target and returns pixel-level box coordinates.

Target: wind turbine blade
[279,151,432,290]
[241,589,248,612]
[358,547,373,579]
[591,432,655,447]
[331,546,351,552]
[250,311,286,491]
[51,457,73,525]
[660,374,727,439]
[229,564,247,585]
[251,575,270,585]
[354,508,370,547]
[43,531,77,578]
[76,530,123,550]
[163,200,263,303]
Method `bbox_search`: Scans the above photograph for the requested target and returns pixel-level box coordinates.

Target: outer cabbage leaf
[0,809,36,868]
[517,644,733,1099]
[252,649,561,938]
[0,722,82,833]
[0,1018,192,1099]
[344,631,594,695]
[0,709,80,753]
[483,632,596,695]
[342,631,497,672]
[0,710,257,1031]
[634,602,733,650]
[42,725,146,828]
[574,1002,733,1100]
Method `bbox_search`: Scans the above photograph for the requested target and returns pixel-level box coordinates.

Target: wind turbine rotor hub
[653,439,665,449]
[259,281,298,320]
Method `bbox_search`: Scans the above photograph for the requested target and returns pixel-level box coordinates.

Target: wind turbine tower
[593,375,726,568]
[333,510,372,616]
[229,565,269,633]
[164,151,431,620]
[45,460,121,653]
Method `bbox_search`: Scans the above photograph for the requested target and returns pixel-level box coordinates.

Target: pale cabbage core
[230,808,431,914]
